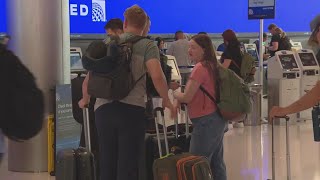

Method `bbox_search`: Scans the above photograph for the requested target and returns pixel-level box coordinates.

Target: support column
[6,0,70,172]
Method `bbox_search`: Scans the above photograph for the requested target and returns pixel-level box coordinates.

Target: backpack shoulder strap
[199,85,218,105]
[124,36,146,44]
[230,59,241,70]
[199,85,223,117]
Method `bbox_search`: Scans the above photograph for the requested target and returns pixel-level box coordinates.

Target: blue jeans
[190,112,227,180]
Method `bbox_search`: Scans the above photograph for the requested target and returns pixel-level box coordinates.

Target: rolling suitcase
[312,104,320,141]
[71,73,99,177]
[56,148,77,180]
[268,116,291,180]
[152,106,212,180]
[143,103,192,180]
[56,108,96,180]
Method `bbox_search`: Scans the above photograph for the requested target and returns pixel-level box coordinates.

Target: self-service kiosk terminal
[244,44,259,64]
[291,42,303,52]
[295,49,320,120]
[164,55,183,126]
[70,47,85,74]
[244,44,261,85]
[268,51,301,124]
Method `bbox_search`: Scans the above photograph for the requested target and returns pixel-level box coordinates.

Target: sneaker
[228,123,233,130]
[234,122,244,128]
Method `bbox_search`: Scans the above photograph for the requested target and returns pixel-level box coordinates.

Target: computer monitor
[244,44,259,66]
[166,55,181,82]
[246,48,259,62]
[278,54,299,70]
[70,47,85,73]
[291,42,303,52]
[298,52,318,67]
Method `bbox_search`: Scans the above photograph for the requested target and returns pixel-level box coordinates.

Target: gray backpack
[84,36,145,100]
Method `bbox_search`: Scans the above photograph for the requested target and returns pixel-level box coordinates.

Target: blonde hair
[124,5,147,30]
[275,27,286,38]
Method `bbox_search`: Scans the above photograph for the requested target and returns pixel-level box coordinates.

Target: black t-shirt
[269,34,281,57]
[270,34,292,56]
[221,49,242,77]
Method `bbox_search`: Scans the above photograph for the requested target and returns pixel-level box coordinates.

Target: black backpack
[82,36,146,100]
[279,36,292,51]
[146,53,172,97]
[0,46,44,141]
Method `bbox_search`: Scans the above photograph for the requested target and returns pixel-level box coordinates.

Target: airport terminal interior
[1,0,320,180]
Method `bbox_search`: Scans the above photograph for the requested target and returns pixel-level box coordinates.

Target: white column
[6,0,70,172]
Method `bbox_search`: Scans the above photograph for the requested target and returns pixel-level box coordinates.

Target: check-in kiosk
[244,44,259,64]
[291,42,303,52]
[165,55,183,126]
[70,47,85,74]
[268,51,301,124]
[244,44,261,85]
[295,49,320,120]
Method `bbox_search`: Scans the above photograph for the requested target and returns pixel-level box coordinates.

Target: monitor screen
[246,48,259,62]
[166,56,180,79]
[299,53,318,66]
[278,54,298,70]
[70,52,84,71]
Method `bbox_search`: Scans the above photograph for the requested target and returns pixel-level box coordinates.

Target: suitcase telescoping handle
[153,107,170,158]
[180,103,190,138]
[83,105,92,152]
[269,116,290,180]
[312,104,320,142]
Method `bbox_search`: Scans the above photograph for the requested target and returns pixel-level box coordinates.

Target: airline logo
[70,0,106,22]
[92,0,106,22]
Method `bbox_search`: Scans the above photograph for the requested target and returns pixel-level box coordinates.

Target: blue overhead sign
[248,0,275,19]
[2,0,319,33]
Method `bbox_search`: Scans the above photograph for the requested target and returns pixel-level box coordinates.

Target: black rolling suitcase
[56,108,96,180]
[143,102,192,180]
[268,116,291,180]
[71,73,99,176]
[152,107,212,180]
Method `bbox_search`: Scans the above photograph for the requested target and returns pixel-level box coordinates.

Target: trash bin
[245,84,263,126]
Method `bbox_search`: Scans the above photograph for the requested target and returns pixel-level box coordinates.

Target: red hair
[222,29,237,42]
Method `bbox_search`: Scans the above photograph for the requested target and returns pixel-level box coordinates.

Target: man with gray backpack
[79,5,176,180]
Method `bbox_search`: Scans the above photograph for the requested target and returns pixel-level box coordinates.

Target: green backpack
[232,52,256,83]
[200,66,251,121]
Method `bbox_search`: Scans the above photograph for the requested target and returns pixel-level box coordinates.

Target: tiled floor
[1,122,320,180]
[0,154,54,180]
[224,122,320,180]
